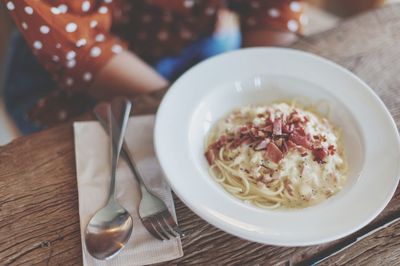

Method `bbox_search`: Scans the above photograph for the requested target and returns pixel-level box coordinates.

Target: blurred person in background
[3,0,308,134]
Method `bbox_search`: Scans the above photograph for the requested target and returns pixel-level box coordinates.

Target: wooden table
[1,5,400,265]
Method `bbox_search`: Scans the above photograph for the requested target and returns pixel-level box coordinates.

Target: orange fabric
[3,0,306,126]
[4,0,305,92]
[231,0,306,32]
[5,0,127,92]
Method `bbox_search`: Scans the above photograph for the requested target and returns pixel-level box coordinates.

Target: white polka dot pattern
[90,20,98,28]
[83,72,92,82]
[90,47,101,57]
[51,7,61,15]
[67,60,76,68]
[183,0,194,8]
[58,110,68,120]
[52,55,60,62]
[82,1,91,12]
[66,51,76,60]
[4,0,304,100]
[111,44,123,54]
[290,1,301,12]
[40,25,50,34]
[76,39,87,47]
[95,34,106,42]
[268,8,280,18]
[24,6,33,15]
[58,4,68,14]
[287,19,299,32]
[65,23,77,33]
[6,1,15,11]
[98,6,108,14]
[65,78,74,86]
[33,41,42,50]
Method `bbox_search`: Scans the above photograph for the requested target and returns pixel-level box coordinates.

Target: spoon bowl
[85,200,133,260]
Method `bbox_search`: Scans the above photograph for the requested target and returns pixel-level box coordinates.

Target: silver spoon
[85,98,133,260]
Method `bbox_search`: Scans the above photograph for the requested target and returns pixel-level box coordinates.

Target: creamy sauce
[206,102,347,209]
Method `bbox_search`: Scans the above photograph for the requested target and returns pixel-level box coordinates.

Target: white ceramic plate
[154,48,400,246]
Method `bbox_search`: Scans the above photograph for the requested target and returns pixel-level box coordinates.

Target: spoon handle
[108,98,132,200]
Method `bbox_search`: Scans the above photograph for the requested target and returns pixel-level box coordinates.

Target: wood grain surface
[1,5,400,265]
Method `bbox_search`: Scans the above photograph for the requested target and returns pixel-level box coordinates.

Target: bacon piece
[288,111,302,124]
[233,135,252,148]
[273,118,282,136]
[205,149,216,165]
[254,139,270,151]
[257,130,266,138]
[282,124,293,134]
[219,134,228,143]
[249,127,258,138]
[289,131,310,149]
[293,126,306,136]
[312,147,327,164]
[240,123,252,133]
[211,134,230,149]
[210,141,220,150]
[265,142,283,163]
[328,145,336,155]
[262,124,273,133]
[239,126,250,135]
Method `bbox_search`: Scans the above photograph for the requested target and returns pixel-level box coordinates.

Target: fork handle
[121,145,152,193]
[94,102,155,195]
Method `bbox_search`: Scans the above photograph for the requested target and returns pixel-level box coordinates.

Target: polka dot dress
[4,0,306,126]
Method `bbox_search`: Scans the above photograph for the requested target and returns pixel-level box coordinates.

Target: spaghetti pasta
[205,101,347,209]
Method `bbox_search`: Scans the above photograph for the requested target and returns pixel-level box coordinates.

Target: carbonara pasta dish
[205,102,347,209]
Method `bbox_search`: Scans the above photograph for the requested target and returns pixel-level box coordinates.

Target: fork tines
[142,210,184,241]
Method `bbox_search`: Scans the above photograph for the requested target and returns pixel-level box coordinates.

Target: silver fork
[94,100,184,241]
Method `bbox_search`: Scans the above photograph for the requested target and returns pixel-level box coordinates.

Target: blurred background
[0,0,398,145]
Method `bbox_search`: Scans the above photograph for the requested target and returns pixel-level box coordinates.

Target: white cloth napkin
[73,115,183,266]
